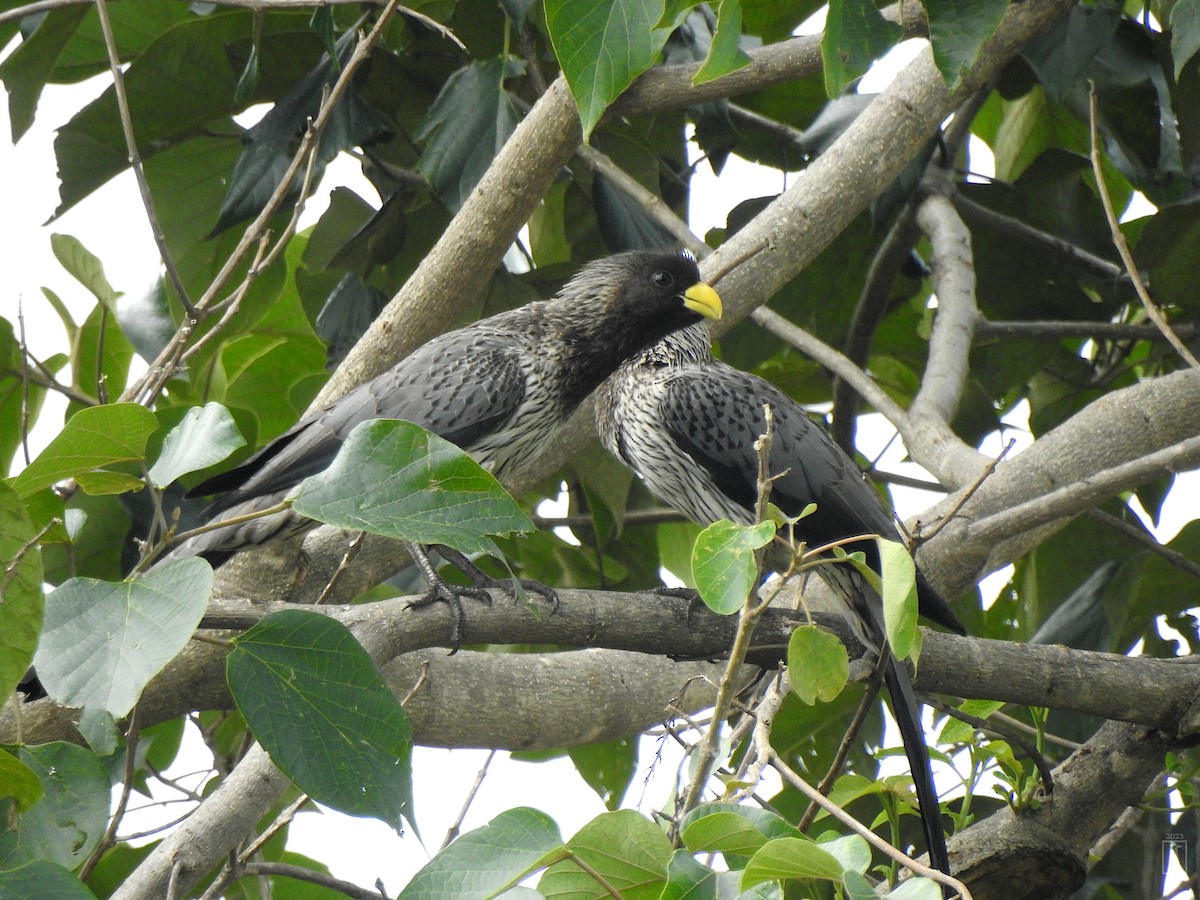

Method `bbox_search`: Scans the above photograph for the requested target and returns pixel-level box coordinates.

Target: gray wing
[195,330,527,512]
[660,362,901,556]
[659,361,964,634]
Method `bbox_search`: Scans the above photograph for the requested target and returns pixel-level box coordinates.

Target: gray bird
[164,251,722,637]
[596,321,963,877]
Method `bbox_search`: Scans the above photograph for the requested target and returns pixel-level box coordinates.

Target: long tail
[882,654,951,877]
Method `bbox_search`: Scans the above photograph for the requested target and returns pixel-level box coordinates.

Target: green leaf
[0,752,43,813]
[227,610,415,832]
[568,738,636,811]
[33,558,212,719]
[740,836,844,888]
[0,7,90,142]
[0,480,44,702]
[925,0,1008,89]
[681,811,782,857]
[73,470,145,496]
[787,624,850,705]
[11,403,158,499]
[679,804,802,858]
[821,0,901,97]
[0,859,98,899]
[539,809,672,899]
[691,519,775,614]
[544,0,674,139]
[292,419,534,556]
[878,538,919,659]
[817,833,871,875]
[884,877,944,898]
[417,57,522,212]
[1172,0,1200,81]
[661,850,722,900]
[397,807,565,899]
[148,402,246,488]
[693,0,752,86]
[50,233,119,309]
[0,743,110,871]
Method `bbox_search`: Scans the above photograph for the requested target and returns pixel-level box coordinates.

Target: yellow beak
[683,282,723,320]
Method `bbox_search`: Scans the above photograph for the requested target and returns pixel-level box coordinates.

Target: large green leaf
[0,480,44,702]
[691,519,776,614]
[538,809,672,899]
[228,610,414,830]
[544,0,674,139]
[787,624,850,705]
[925,0,1008,89]
[397,807,565,899]
[147,402,246,489]
[11,403,157,499]
[877,538,919,659]
[292,419,534,556]
[416,57,522,212]
[0,7,89,141]
[34,558,212,719]
[0,859,104,898]
[740,836,843,888]
[51,11,315,218]
[693,0,752,86]
[0,743,110,872]
[568,738,637,811]
[821,0,901,97]
[49,233,119,310]
[680,805,802,859]
[0,752,42,814]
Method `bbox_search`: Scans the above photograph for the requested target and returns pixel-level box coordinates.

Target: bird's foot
[436,546,560,615]
[405,542,495,653]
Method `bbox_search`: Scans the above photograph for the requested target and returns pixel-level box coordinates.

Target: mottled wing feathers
[195,336,527,512]
[660,367,900,560]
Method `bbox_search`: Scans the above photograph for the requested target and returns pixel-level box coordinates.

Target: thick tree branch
[14,592,1200,749]
[916,368,1200,596]
[910,180,979,431]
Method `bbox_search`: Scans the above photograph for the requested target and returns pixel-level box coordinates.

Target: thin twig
[975,318,1196,342]
[752,306,913,433]
[16,300,32,466]
[922,694,1054,795]
[797,679,882,832]
[953,196,1128,286]
[968,434,1200,547]
[913,438,1014,546]
[234,862,385,900]
[81,704,142,880]
[94,0,195,315]
[123,0,406,407]
[315,531,368,605]
[1085,508,1200,583]
[770,752,974,900]
[441,750,496,850]
[1088,83,1199,369]
[679,406,776,819]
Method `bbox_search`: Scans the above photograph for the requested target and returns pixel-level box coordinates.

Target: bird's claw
[436,546,560,615]
[406,580,493,654]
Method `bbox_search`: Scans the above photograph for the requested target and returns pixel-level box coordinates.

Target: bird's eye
[652,270,674,288]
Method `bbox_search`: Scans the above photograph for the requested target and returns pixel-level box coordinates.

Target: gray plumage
[166,250,721,564]
[596,322,961,876]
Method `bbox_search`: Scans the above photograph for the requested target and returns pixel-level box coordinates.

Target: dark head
[552,250,722,409]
